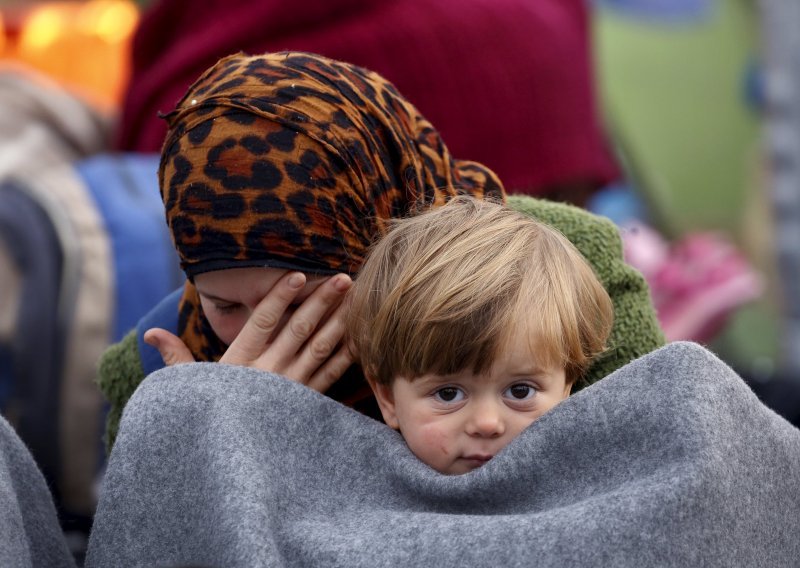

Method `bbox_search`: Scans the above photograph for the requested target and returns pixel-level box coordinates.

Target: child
[346,196,614,474]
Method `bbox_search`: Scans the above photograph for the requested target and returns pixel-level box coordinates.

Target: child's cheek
[416,423,453,457]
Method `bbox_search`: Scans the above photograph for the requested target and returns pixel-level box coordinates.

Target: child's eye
[434,387,465,403]
[504,383,536,400]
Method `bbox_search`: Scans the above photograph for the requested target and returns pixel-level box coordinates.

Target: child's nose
[466,401,506,438]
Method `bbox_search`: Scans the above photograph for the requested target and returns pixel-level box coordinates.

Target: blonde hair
[346,196,613,386]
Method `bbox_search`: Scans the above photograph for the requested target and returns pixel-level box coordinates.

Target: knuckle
[289,318,314,339]
[319,371,336,390]
[254,311,279,332]
[313,369,336,392]
[343,341,357,360]
[310,338,334,360]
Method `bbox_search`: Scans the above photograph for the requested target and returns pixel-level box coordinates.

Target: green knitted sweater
[97,195,666,452]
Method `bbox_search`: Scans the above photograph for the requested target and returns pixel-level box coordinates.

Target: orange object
[0,12,6,56]
[2,0,139,109]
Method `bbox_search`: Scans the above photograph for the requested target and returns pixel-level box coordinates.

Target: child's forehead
[495,318,563,372]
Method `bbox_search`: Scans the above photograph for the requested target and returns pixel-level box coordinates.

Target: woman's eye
[214,303,241,314]
[434,387,465,403]
[505,384,535,400]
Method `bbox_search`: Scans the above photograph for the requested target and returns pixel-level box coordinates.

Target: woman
[98,51,665,451]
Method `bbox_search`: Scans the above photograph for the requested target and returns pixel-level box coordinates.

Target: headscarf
[159,51,504,407]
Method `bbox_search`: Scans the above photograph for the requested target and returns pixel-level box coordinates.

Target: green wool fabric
[97,330,141,456]
[96,195,666,453]
[507,195,666,380]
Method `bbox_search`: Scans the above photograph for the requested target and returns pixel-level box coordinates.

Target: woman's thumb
[143,328,196,366]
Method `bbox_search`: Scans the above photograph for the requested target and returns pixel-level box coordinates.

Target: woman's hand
[143,272,355,393]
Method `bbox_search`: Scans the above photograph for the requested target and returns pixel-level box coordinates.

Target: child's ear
[366,375,400,430]
[563,378,575,398]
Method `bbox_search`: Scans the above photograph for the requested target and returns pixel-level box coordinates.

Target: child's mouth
[461,454,493,465]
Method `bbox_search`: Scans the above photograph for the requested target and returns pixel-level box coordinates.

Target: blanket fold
[87,342,800,567]
[0,415,76,567]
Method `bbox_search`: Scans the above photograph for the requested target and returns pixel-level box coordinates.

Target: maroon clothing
[117,0,618,196]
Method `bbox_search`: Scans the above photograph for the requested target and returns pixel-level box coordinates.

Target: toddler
[346,196,613,474]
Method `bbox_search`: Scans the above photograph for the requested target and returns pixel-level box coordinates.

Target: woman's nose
[465,400,506,438]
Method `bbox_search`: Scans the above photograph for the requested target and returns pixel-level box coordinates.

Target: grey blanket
[0,415,75,567]
[87,342,800,567]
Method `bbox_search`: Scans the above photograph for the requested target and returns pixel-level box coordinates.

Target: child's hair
[346,196,613,387]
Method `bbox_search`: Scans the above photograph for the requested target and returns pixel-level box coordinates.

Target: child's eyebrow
[519,363,567,379]
[408,373,458,387]
[508,368,548,378]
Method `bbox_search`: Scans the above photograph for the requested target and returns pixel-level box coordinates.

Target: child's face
[371,332,573,475]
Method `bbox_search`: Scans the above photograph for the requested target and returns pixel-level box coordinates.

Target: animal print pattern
[158,51,505,386]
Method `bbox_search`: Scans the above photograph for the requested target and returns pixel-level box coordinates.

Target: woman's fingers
[220,272,306,366]
[268,274,352,366]
[292,297,351,386]
[306,343,357,393]
[214,271,354,392]
[143,328,196,366]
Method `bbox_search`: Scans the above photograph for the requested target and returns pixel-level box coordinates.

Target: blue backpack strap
[136,287,183,376]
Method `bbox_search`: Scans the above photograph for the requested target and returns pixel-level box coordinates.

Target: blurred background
[0,0,797,563]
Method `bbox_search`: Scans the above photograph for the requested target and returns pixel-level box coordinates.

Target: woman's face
[193,267,329,345]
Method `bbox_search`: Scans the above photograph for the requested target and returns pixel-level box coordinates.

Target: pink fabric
[622,222,763,343]
[116,0,619,195]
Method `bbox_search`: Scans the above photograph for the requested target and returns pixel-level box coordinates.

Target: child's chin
[439,458,491,475]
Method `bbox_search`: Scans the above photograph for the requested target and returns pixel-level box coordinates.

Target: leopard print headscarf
[159,51,504,406]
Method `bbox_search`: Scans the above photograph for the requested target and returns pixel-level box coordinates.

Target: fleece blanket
[86,342,800,567]
[0,415,75,567]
